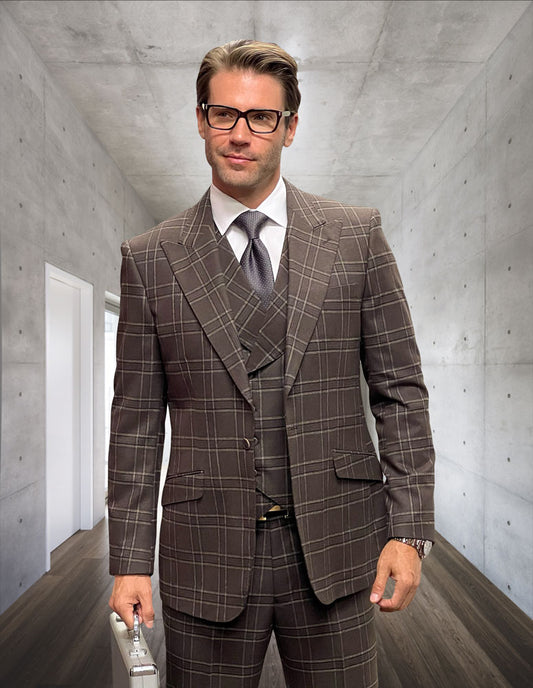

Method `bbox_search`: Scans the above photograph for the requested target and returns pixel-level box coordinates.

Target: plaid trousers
[163,514,378,688]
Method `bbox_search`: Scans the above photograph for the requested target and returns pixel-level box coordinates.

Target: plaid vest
[218,235,293,519]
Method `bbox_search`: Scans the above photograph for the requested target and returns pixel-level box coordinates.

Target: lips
[224,153,254,163]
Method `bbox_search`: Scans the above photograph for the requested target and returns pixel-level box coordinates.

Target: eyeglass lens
[207,106,280,133]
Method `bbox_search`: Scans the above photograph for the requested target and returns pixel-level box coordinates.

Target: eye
[212,108,234,119]
[251,111,275,123]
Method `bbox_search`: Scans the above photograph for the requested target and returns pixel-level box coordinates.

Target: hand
[109,574,154,629]
[369,539,421,612]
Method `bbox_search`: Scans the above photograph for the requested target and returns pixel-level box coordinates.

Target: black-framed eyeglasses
[201,103,293,134]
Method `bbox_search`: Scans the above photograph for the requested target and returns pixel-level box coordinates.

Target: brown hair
[196,40,301,113]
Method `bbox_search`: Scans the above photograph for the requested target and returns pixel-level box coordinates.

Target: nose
[228,116,252,144]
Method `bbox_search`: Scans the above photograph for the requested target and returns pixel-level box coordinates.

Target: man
[108,40,434,688]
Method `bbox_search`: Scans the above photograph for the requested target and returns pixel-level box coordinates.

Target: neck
[213,175,281,209]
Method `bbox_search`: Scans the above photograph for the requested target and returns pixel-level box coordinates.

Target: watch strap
[391,537,432,559]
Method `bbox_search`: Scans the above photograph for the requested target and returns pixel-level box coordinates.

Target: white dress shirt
[209,177,288,280]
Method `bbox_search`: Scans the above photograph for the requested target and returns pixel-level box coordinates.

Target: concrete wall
[386,6,533,617]
[0,5,154,614]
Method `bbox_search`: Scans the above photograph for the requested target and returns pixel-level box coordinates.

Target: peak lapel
[160,194,252,407]
[284,182,343,397]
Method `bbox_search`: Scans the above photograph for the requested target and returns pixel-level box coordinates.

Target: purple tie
[234,211,274,307]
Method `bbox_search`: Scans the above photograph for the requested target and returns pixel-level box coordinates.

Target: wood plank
[422,532,533,685]
[375,572,513,688]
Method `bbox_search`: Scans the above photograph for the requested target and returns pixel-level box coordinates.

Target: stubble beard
[206,138,284,196]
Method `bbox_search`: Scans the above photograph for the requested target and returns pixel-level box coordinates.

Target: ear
[196,106,206,140]
[283,113,298,148]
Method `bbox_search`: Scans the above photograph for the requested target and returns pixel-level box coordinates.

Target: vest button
[243,437,259,449]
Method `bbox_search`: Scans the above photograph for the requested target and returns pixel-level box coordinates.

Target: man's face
[196,69,298,207]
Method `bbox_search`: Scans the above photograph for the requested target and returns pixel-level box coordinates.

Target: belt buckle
[258,505,286,521]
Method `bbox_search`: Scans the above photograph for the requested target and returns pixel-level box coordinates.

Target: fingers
[370,567,389,604]
[138,589,155,629]
[369,539,421,613]
[109,575,154,629]
[376,575,418,612]
[109,587,136,630]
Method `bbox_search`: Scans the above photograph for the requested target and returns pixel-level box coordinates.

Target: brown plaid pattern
[108,180,435,623]
[163,516,377,688]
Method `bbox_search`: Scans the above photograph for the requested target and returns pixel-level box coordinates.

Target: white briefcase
[110,609,160,687]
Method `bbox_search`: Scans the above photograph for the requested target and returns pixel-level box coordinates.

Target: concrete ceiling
[5,0,531,222]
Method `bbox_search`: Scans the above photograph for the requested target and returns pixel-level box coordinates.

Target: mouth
[224,153,254,163]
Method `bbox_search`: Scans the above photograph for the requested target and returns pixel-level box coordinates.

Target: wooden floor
[0,519,532,688]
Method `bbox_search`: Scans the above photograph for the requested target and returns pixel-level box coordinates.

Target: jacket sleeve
[360,210,435,541]
[108,240,167,575]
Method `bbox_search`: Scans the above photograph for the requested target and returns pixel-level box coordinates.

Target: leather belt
[257,504,290,521]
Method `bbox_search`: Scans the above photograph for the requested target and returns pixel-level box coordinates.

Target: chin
[218,171,257,191]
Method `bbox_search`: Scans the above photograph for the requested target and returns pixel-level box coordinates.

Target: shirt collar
[210,177,287,235]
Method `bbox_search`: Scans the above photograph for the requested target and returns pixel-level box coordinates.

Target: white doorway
[45,264,93,570]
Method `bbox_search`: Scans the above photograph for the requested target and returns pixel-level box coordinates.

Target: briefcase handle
[132,604,141,645]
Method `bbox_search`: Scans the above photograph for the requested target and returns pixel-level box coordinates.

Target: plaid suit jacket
[108,180,435,622]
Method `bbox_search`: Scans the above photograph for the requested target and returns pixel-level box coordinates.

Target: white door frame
[104,291,120,492]
[45,263,93,570]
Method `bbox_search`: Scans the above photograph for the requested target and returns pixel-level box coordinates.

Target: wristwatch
[391,537,433,560]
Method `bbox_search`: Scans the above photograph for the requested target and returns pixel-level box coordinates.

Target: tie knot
[234,211,269,240]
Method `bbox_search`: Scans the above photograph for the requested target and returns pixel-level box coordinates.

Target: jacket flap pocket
[161,471,204,506]
[333,451,383,481]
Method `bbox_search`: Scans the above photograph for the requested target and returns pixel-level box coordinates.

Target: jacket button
[243,437,258,449]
